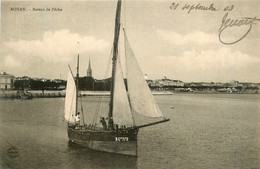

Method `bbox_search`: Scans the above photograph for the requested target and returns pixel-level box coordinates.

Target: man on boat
[108,117,114,130]
[100,117,107,130]
[75,112,80,125]
[115,124,119,132]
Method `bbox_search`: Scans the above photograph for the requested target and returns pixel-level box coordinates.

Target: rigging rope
[124,0,126,30]
[92,46,114,128]
[80,94,85,125]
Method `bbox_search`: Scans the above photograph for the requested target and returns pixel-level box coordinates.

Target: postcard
[1,0,259,169]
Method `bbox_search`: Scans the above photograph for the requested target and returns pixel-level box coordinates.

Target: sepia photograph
[0,0,259,168]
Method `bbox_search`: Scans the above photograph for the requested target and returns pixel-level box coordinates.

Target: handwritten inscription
[169,2,259,44]
[170,2,219,14]
[169,2,234,13]
[219,13,260,45]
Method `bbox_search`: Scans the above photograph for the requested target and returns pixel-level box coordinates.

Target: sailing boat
[65,0,169,156]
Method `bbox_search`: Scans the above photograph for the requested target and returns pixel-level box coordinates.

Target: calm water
[0,94,259,169]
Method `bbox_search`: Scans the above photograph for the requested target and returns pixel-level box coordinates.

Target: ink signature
[219,12,260,45]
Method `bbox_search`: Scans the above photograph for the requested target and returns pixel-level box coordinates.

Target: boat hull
[67,127,138,156]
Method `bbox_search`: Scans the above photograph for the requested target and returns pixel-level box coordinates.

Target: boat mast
[108,0,122,129]
[76,54,79,116]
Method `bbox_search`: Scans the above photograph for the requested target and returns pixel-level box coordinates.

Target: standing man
[75,112,80,126]
[100,117,107,130]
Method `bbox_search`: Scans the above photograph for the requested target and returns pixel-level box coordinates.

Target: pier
[0,90,175,99]
[0,90,65,99]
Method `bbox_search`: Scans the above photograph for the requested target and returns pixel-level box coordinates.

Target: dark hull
[67,127,139,156]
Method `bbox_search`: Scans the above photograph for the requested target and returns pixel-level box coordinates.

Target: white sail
[113,57,134,126]
[64,70,76,124]
[125,34,163,118]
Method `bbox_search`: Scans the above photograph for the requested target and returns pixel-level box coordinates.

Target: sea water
[0,94,259,169]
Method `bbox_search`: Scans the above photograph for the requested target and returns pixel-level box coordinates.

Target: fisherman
[75,112,80,125]
[100,117,107,130]
[115,124,119,133]
[107,117,114,130]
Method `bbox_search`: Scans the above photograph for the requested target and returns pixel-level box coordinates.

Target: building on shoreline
[2,65,259,93]
[149,77,184,90]
[0,70,15,90]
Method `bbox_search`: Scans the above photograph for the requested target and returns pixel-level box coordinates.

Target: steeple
[87,58,92,77]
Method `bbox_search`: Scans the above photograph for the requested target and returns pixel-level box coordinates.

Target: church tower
[87,58,92,77]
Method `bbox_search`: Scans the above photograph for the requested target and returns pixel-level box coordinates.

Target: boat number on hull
[115,137,128,142]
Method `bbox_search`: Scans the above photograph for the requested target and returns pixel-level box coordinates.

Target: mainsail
[64,70,76,124]
[112,57,134,126]
[124,32,163,118]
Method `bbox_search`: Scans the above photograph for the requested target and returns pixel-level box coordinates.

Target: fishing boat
[65,0,169,156]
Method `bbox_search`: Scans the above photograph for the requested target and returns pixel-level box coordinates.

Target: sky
[1,0,260,82]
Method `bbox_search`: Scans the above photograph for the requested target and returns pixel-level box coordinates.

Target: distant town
[0,60,259,95]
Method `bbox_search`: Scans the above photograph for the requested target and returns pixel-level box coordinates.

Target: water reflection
[66,141,138,169]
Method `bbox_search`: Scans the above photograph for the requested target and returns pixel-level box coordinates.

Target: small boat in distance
[18,89,33,100]
[65,0,169,156]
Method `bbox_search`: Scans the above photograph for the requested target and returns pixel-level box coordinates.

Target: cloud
[157,30,217,45]
[3,29,109,64]
[4,55,22,67]
[145,47,260,82]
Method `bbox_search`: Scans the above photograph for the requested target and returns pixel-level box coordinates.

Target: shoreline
[0,90,258,99]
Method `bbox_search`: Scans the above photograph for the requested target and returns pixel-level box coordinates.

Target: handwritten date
[170,2,219,14]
